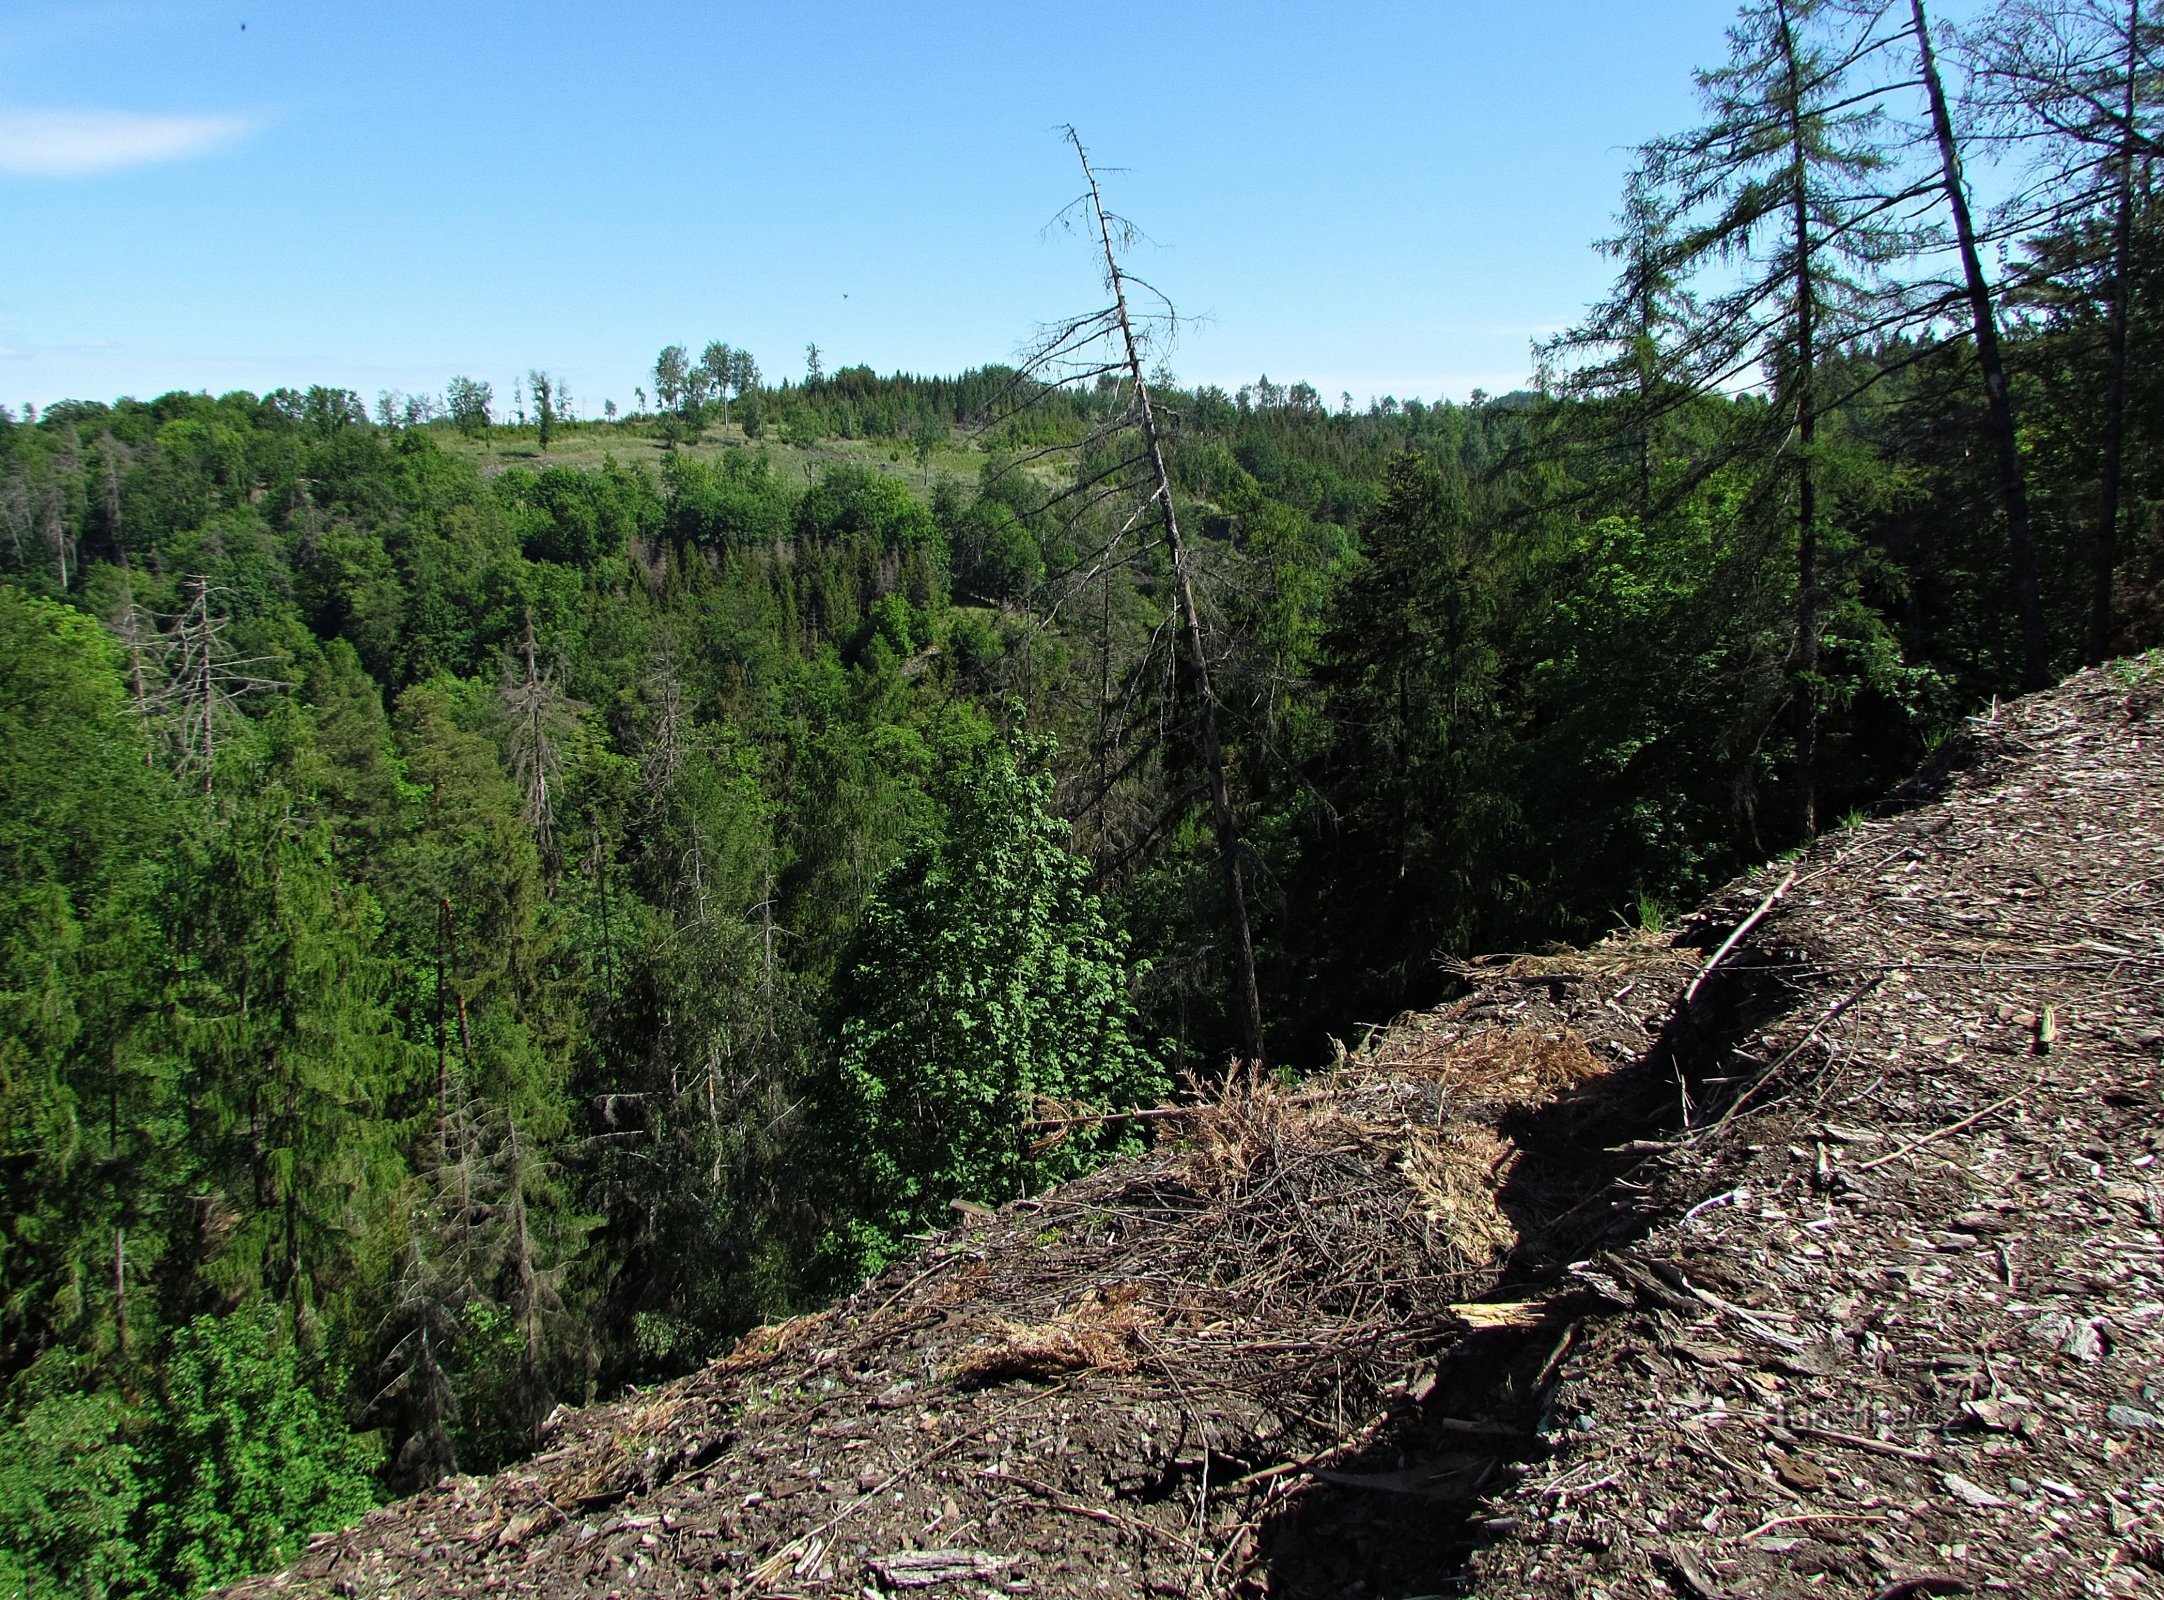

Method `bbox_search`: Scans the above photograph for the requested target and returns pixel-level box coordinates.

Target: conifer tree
[373,1097,588,1477]
[1964,0,2162,662]
[1005,129,1267,1061]
[1910,0,2053,687]
[0,590,173,1370]
[158,577,287,792]
[1539,171,1703,520]
[175,785,410,1332]
[1312,452,1516,987]
[500,610,579,867]
[1642,0,1914,837]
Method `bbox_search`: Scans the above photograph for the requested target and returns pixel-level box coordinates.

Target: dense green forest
[4,0,2160,1591]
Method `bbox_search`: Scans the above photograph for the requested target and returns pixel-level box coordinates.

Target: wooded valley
[4,1,2161,1592]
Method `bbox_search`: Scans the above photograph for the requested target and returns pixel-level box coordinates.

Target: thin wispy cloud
[0,108,254,177]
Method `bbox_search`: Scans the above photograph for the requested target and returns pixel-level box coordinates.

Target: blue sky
[2,1,1929,413]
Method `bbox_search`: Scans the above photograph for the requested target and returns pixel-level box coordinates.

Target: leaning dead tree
[1910,0,2053,690]
[1960,0,2161,665]
[995,128,1266,1064]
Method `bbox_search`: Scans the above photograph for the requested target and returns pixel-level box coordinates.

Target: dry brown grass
[1448,926,1695,986]
[952,1284,1154,1383]
[1370,1024,1605,1114]
[1400,1124,1519,1258]
[713,1312,819,1372]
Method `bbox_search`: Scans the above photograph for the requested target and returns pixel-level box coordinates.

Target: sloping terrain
[225,667,2164,1600]
[1460,671,2164,1600]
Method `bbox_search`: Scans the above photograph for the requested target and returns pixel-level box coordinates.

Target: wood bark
[1780,0,1823,842]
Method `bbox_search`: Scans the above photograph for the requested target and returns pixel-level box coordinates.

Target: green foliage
[142,1307,379,1596]
[662,451,792,548]
[0,1310,374,1600]
[814,731,1163,1283]
[0,590,172,1369]
[444,377,492,440]
[497,462,655,566]
[4,66,2164,1574]
[171,781,412,1323]
[0,1372,150,1599]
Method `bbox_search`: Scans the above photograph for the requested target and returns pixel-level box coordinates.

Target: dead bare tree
[161,577,288,792]
[107,567,160,760]
[38,475,71,593]
[0,467,28,572]
[996,129,1266,1064]
[501,609,580,865]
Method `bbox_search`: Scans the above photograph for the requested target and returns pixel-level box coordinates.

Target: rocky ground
[224,665,2164,1600]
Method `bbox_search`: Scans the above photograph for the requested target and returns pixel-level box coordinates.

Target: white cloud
[0,108,254,178]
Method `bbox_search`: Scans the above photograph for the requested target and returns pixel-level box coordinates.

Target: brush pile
[223,970,1681,1599]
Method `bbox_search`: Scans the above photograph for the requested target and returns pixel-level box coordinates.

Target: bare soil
[223,666,2164,1600]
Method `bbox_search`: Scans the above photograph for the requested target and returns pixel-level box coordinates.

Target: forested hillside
[3,0,2161,1593]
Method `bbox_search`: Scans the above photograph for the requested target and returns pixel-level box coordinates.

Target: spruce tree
[173,784,409,1333]
[0,589,173,1369]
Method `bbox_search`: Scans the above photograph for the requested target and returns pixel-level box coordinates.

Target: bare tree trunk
[504,1114,543,1366]
[1068,130,1265,1064]
[1914,0,2052,690]
[113,1227,127,1356]
[2089,0,2143,666]
[1,469,25,570]
[758,865,777,1043]
[1634,237,1657,523]
[591,822,616,996]
[1780,0,1822,843]
[283,1064,303,1307]
[100,438,124,564]
[41,479,69,592]
[436,896,452,1115]
[112,566,158,760]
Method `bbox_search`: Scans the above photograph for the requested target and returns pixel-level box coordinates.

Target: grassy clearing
[433,420,992,494]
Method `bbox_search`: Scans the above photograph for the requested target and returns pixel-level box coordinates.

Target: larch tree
[1643,0,1916,839]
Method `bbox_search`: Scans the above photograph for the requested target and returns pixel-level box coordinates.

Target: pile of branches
[942,1038,1609,1404]
[221,1018,1655,1600]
